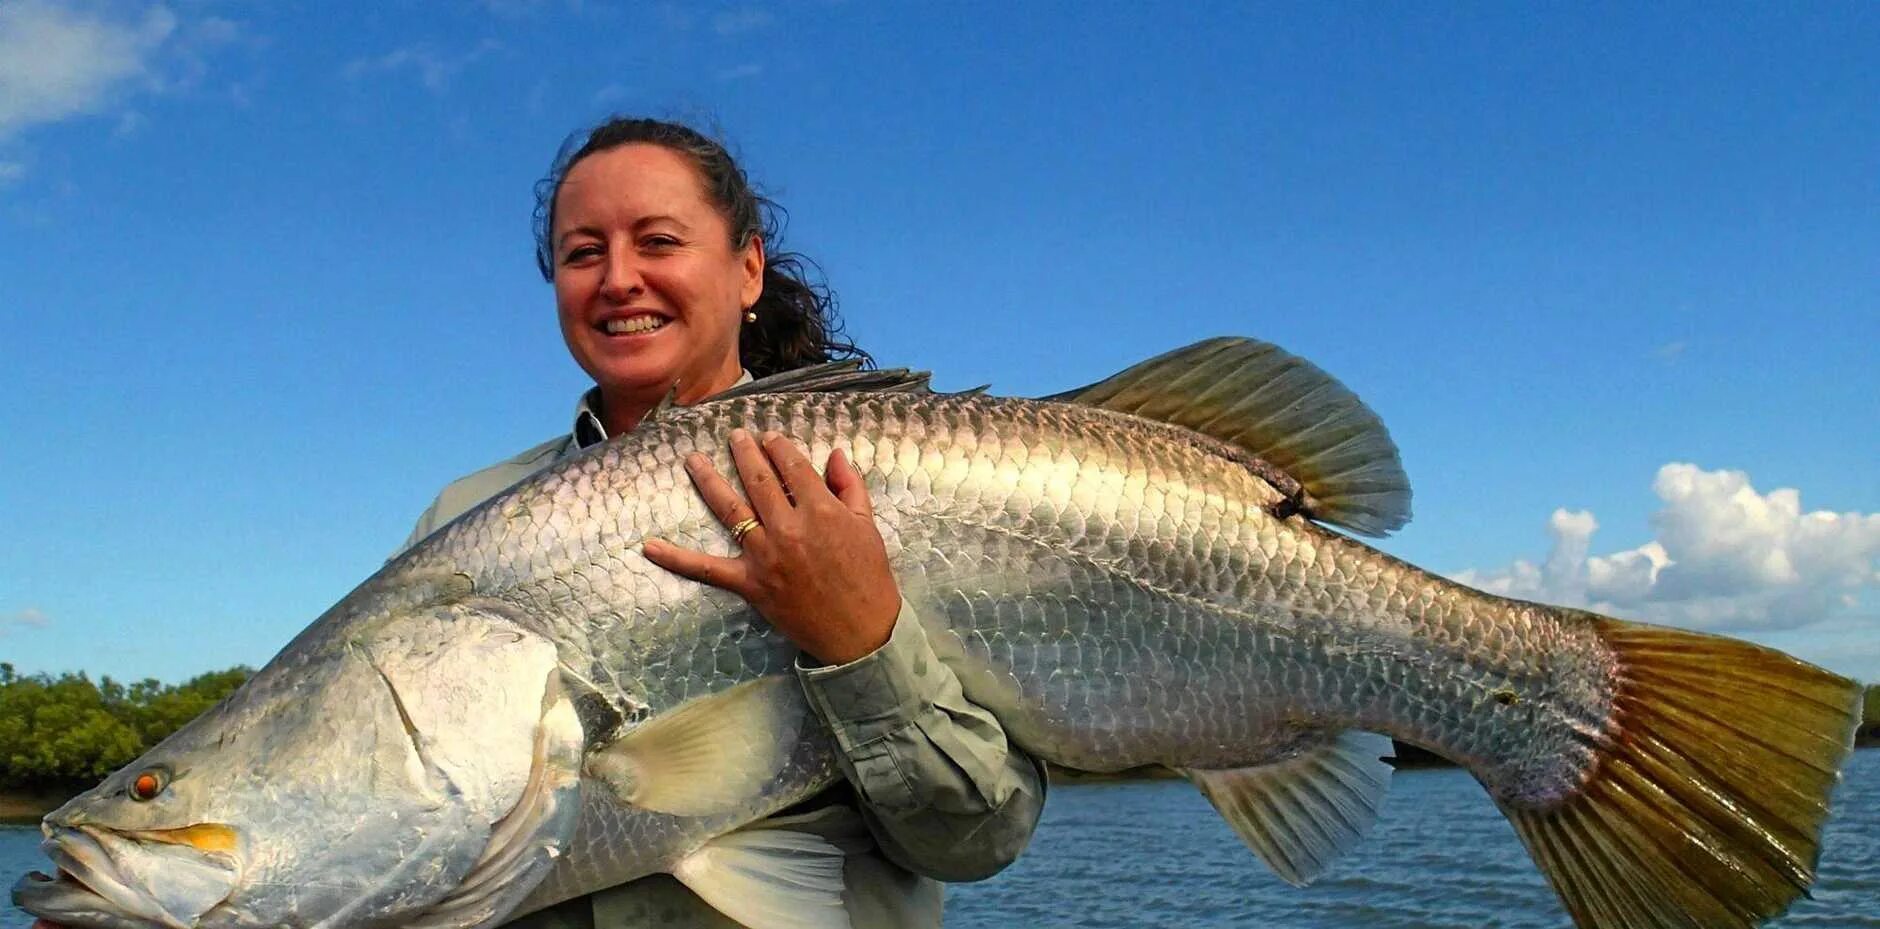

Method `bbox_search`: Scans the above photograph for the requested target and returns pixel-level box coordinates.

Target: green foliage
[0,663,252,789]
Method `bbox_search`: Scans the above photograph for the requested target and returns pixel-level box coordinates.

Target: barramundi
[13,338,1862,929]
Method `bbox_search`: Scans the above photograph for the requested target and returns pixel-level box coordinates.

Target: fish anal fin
[672,828,852,929]
[586,676,805,818]
[1049,337,1412,536]
[1178,730,1394,886]
[1499,616,1862,929]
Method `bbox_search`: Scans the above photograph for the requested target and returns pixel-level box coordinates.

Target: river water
[6,751,1875,927]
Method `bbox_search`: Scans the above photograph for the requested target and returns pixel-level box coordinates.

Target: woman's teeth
[605,315,667,335]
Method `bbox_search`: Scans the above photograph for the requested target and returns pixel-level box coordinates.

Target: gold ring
[728,516,762,544]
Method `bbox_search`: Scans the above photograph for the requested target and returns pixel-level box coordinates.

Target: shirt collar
[572,369,756,449]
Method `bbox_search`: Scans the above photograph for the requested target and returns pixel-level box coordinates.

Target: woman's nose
[599,249,642,301]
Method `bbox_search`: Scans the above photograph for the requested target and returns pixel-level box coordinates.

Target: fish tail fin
[1501,617,1860,929]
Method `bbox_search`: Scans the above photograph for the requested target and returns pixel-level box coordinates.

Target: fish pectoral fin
[586,675,806,817]
[672,828,852,929]
[1178,729,1395,887]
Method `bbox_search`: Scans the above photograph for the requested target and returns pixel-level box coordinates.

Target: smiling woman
[532,119,868,431]
[544,141,762,432]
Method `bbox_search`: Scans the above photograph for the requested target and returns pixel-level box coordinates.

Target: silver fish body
[452,389,1606,785]
[401,390,1600,905]
[15,340,1861,929]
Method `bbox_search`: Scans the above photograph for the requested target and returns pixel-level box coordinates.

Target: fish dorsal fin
[673,827,852,929]
[711,360,938,400]
[642,363,941,425]
[1177,730,1394,886]
[1048,337,1412,537]
[585,676,806,817]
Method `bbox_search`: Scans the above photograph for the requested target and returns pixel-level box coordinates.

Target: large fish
[13,338,1862,929]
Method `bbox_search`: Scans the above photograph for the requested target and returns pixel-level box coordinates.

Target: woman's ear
[740,235,765,310]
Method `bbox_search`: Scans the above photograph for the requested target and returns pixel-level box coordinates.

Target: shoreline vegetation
[1,662,251,823]
[4,666,1875,822]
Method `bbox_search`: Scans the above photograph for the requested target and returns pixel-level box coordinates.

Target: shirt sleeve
[795,599,1047,882]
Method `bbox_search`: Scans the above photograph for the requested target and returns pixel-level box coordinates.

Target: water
[947,751,1879,928]
[6,752,1876,928]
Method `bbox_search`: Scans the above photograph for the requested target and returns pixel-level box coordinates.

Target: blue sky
[1,1,1875,685]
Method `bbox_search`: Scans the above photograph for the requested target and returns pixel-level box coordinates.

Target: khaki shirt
[400,385,1045,929]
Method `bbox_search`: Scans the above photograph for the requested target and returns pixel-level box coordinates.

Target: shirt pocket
[846,731,921,814]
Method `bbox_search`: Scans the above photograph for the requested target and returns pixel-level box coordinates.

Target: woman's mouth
[601,314,669,336]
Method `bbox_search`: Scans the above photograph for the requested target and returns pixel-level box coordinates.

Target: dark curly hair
[533,117,871,378]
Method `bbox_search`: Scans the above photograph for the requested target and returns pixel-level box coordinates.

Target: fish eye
[130,769,166,801]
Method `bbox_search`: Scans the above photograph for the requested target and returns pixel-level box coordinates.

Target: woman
[400,117,1046,928]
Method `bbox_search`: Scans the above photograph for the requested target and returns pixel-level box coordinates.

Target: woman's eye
[642,235,680,250]
[562,245,601,263]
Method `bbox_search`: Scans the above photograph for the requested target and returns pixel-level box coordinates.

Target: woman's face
[550,144,763,413]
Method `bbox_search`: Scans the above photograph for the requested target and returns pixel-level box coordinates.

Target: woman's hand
[642,428,901,665]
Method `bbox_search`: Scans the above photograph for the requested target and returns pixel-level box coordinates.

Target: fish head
[14,602,588,929]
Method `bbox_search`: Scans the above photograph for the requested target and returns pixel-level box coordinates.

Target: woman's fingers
[760,432,832,505]
[651,429,896,664]
[825,447,874,517]
[683,446,766,536]
[642,539,752,595]
[727,429,793,522]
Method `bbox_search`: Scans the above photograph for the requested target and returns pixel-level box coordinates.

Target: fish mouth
[11,825,239,929]
[11,865,149,929]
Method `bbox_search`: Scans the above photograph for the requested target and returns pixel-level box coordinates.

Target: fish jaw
[13,823,240,929]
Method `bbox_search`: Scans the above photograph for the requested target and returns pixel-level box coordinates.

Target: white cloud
[1453,463,1880,632]
[0,3,248,159]
[713,8,774,35]
[0,160,25,185]
[343,40,501,95]
[716,63,763,82]
[0,0,177,141]
[0,607,50,635]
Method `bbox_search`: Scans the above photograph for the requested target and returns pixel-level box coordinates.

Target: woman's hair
[533,116,871,378]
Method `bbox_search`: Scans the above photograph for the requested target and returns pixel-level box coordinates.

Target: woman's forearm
[798,599,1047,882]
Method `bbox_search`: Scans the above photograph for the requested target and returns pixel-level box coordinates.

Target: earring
[744,310,757,323]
